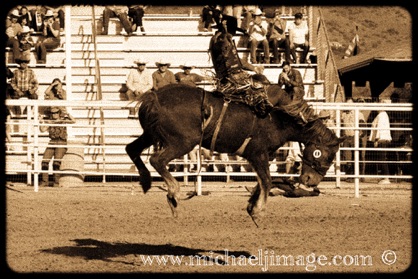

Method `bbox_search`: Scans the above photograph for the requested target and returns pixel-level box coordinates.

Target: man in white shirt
[369,99,392,184]
[248,8,270,64]
[126,57,153,118]
[288,12,310,63]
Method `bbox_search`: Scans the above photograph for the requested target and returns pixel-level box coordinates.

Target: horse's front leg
[246,153,272,227]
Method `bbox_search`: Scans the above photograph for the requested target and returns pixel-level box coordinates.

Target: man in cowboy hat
[39,107,76,187]
[152,59,177,91]
[248,8,270,64]
[34,9,60,64]
[175,62,212,87]
[18,26,35,62]
[6,9,23,63]
[126,56,153,117]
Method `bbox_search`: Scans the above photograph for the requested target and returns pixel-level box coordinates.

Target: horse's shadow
[41,238,251,266]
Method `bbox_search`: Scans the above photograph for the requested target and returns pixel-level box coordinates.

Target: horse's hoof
[250,214,260,228]
[167,195,178,218]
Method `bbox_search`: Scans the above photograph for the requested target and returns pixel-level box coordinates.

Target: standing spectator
[152,60,177,91]
[126,57,153,117]
[278,61,325,124]
[248,8,270,64]
[17,26,35,63]
[128,5,147,34]
[284,141,303,183]
[38,107,76,187]
[6,9,23,64]
[267,9,291,64]
[44,78,67,114]
[34,9,61,64]
[101,5,132,35]
[10,58,39,106]
[340,98,366,182]
[288,12,310,64]
[369,99,392,185]
[175,63,211,87]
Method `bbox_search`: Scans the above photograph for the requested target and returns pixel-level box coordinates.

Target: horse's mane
[304,120,339,146]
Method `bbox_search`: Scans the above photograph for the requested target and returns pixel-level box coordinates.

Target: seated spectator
[128,5,147,34]
[9,58,39,115]
[29,6,47,32]
[152,60,177,91]
[248,8,270,64]
[267,9,291,64]
[200,5,218,32]
[17,26,35,63]
[34,10,61,64]
[6,9,23,63]
[126,57,153,117]
[44,78,67,114]
[175,63,212,87]
[288,12,310,63]
[101,5,132,35]
[19,6,32,29]
[44,5,65,32]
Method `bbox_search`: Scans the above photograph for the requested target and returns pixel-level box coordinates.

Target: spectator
[6,9,23,63]
[369,99,392,185]
[44,78,67,114]
[19,6,32,29]
[126,57,153,118]
[29,6,47,32]
[128,5,147,34]
[175,63,211,87]
[284,141,303,184]
[10,58,39,107]
[44,5,65,32]
[38,107,76,187]
[201,5,218,32]
[288,12,310,63]
[340,98,366,182]
[152,60,177,91]
[34,10,61,64]
[101,5,132,35]
[17,26,35,63]
[241,5,258,30]
[278,61,325,124]
[248,8,270,64]
[267,9,291,64]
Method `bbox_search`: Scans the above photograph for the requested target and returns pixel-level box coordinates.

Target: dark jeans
[41,140,67,185]
[375,140,391,176]
[6,37,20,63]
[291,42,310,63]
[269,37,291,63]
[102,8,132,33]
[250,39,270,63]
[35,38,60,63]
[128,7,144,30]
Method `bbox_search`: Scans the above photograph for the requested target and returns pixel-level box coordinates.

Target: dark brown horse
[126,83,344,225]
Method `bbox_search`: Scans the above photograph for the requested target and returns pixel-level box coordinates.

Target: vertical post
[354,108,360,198]
[64,5,73,139]
[195,150,202,195]
[26,105,32,186]
[335,104,341,189]
[33,104,39,192]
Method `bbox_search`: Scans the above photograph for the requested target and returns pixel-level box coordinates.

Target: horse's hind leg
[246,152,272,227]
[126,134,153,193]
[149,144,191,218]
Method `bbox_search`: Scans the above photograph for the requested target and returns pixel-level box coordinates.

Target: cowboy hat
[179,62,195,70]
[10,9,20,18]
[21,26,31,33]
[155,59,171,67]
[44,10,54,18]
[133,56,148,64]
[253,8,263,16]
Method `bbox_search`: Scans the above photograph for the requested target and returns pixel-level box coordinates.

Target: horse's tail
[138,91,167,148]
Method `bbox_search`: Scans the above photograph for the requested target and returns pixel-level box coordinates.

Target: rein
[209,99,230,156]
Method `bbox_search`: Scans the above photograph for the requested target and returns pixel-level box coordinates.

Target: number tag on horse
[313,149,322,158]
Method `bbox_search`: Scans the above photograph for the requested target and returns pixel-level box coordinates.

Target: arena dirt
[5,181,412,274]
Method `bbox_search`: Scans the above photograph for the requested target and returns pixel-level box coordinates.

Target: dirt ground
[4,180,413,274]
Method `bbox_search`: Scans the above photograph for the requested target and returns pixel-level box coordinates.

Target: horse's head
[298,131,346,187]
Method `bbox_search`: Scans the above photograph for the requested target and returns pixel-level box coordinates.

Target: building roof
[336,44,412,74]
